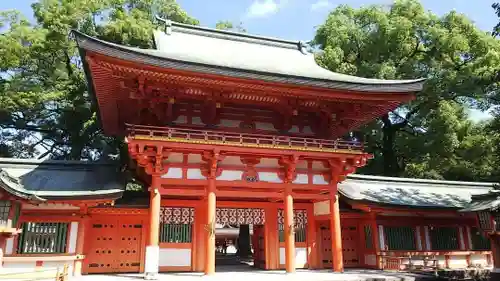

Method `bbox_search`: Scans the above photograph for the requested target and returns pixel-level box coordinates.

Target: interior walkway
[73,269,437,281]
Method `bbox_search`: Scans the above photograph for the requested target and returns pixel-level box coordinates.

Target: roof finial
[155,15,172,35]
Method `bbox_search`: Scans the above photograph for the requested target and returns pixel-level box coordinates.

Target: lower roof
[340,174,495,209]
[0,158,125,201]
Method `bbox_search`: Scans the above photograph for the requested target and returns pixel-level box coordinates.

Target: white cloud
[310,0,331,11]
[245,0,280,18]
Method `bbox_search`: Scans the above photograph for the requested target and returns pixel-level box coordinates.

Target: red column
[491,235,500,279]
[204,177,216,275]
[284,186,296,273]
[307,206,319,269]
[145,184,161,279]
[330,192,343,272]
[369,213,381,269]
[73,215,89,275]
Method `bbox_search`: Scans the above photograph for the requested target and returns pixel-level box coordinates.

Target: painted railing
[126,124,364,152]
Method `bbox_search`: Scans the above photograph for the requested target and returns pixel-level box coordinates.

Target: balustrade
[126,124,363,152]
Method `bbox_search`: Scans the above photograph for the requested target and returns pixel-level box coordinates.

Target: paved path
[74,268,436,281]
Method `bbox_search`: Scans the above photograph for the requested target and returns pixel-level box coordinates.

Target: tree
[494,2,500,36]
[0,0,198,160]
[215,20,246,32]
[313,0,500,177]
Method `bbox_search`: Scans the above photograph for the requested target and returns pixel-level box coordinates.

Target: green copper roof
[0,158,125,201]
[72,19,425,93]
[340,174,495,209]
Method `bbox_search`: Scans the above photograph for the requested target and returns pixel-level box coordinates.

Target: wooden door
[252,225,266,269]
[319,224,332,268]
[341,220,360,268]
[84,216,144,273]
[319,220,360,269]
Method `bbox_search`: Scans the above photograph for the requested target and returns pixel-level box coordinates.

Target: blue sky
[1,0,498,120]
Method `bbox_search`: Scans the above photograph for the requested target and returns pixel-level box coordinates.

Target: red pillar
[204,177,216,275]
[490,235,500,280]
[74,216,89,275]
[330,192,343,272]
[284,186,296,273]
[145,184,161,279]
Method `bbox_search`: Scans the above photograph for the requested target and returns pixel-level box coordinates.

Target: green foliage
[0,0,197,160]
[215,20,246,32]
[313,0,500,179]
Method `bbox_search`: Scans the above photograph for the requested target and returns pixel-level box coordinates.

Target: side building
[0,158,493,275]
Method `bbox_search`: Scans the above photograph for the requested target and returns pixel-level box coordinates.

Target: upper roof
[460,191,500,212]
[339,174,495,209]
[0,158,125,201]
[73,19,425,93]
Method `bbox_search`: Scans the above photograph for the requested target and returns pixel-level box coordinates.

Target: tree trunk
[236,224,252,257]
[381,114,400,177]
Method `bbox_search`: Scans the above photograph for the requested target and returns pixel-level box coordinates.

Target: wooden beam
[159,188,205,197]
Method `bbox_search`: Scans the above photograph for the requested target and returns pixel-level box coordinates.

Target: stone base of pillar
[144,246,159,280]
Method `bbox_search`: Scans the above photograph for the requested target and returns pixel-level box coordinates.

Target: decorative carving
[201,151,224,179]
[216,208,265,226]
[160,207,195,224]
[241,157,260,182]
[279,155,299,183]
[278,209,307,228]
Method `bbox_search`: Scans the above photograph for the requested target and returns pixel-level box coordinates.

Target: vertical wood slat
[430,227,459,250]
[385,226,416,250]
[159,224,193,243]
[17,222,69,254]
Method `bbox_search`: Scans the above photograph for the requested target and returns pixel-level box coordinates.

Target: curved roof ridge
[0,157,118,167]
[157,16,303,51]
[347,173,496,188]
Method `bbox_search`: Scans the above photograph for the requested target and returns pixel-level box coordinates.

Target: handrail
[125,123,363,152]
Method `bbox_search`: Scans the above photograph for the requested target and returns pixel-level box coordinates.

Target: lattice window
[160,207,194,224]
[278,209,307,243]
[364,225,373,250]
[216,208,265,226]
[159,224,192,243]
[429,226,459,250]
[384,226,416,250]
[0,201,11,226]
[470,227,491,250]
[17,222,69,254]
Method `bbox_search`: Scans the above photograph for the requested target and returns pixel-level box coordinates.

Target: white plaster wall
[416,226,422,250]
[255,158,279,168]
[187,154,202,164]
[365,254,376,266]
[162,167,182,179]
[424,226,431,250]
[217,170,243,181]
[220,119,240,128]
[449,256,468,269]
[292,174,308,184]
[435,255,446,268]
[192,117,203,125]
[279,247,307,268]
[303,126,313,134]
[378,226,385,250]
[5,237,14,254]
[258,172,282,183]
[470,254,489,267]
[255,122,276,131]
[220,156,243,166]
[67,222,79,254]
[289,126,299,133]
[159,249,191,267]
[2,262,37,273]
[314,201,330,216]
[165,153,183,163]
[22,203,79,210]
[296,160,308,169]
[173,115,187,124]
[312,161,328,171]
[459,227,466,250]
[312,175,328,185]
[2,261,73,275]
[187,168,206,179]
